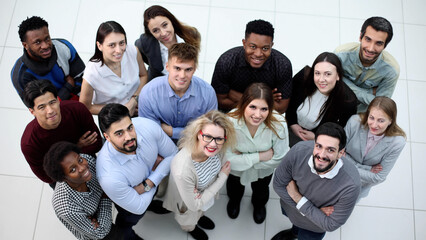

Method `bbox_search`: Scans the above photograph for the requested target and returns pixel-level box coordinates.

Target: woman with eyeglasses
[163,110,236,240]
[226,83,289,224]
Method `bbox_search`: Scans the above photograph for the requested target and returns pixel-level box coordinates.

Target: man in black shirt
[211,19,292,114]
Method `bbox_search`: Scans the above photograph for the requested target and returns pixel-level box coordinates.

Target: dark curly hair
[18,16,48,42]
[43,141,80,182]
[245,19,274,41]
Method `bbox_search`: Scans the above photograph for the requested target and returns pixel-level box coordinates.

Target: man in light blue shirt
[335,16,399,112]
[138,43,217,141]
[97,103,178,240]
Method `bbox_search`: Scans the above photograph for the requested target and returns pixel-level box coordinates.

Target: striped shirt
[192,155,221,191]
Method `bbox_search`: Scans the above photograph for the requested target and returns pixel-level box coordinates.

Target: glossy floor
[0,0,425,239]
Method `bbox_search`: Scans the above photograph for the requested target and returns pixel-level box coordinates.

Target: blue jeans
[281,207,326,240]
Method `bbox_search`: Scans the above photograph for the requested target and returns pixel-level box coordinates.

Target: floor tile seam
[200,0,212,70]
[32,184,45,240]
[0,106,28,111]
[1,0,17,48]
[0,174,36,179]
[70,0,82,44]
[356,204,415,211]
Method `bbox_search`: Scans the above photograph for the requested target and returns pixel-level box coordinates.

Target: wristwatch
[142,180,151,192]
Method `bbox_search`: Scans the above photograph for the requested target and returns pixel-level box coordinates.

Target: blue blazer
[344,114,405,198]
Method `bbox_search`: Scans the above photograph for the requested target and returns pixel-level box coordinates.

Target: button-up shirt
[138,75,217,140]
[97,117,178,214]
[335,42,399,112]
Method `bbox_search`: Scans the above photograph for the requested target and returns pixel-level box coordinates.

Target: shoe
[226,200,240,219]
[197,216,215,230]
[253,206,266,224]
[146,200,171,214]
[189,225,208,240]
[271,229,297,240]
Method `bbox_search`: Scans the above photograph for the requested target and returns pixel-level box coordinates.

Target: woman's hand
[259,148,274,162]
[370,163,383,173]
[299,129,315,141]
[221,161,231,176]
[124,97,137,116]
[290,124,306,140]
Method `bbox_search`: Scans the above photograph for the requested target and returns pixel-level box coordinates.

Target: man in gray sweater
[272,122,361,240]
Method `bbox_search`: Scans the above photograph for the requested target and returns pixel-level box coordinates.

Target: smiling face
[22,26,53,61]
[197,124,225,159]
[97,32,126,64]
[314,61,339,96]
[312,135,344,174]
[104,116,137,154]
[29,92,61,130]
[367,107,392,136]
[61,152,92,187]
[147,16,176,46]
[359,26,388,67]
[243,98,269,129]
[166,56,195,97]
[242,33,273,68]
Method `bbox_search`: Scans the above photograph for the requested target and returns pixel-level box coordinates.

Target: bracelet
[132,95,139,102]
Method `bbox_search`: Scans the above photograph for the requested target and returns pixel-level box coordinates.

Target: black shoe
[226,200,240,219]
[197,216,215,230]
[189,225,208,240]
[147,200,170,214]
[253,206,266,224]
[271,229,297,240]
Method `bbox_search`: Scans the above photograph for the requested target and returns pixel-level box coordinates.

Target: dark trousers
[281,207,326,240]
[114,204,145,240]
[226,174,272,208]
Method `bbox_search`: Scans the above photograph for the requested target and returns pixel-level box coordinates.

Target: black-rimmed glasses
[199,130,226,145]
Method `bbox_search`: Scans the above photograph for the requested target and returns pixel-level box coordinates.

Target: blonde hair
[178,110,236,154]
[360,96,406,138]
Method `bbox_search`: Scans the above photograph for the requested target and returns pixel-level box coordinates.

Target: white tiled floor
[0,0,425,239]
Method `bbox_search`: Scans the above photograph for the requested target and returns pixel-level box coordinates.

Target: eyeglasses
[199,130,226,145]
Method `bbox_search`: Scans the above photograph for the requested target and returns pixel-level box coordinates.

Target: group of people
[12,4,407,240]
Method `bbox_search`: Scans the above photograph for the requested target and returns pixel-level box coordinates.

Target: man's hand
[320,206,335,216]
[228,89,243,103]
[272,88,282,102]
[370,163,383,173]
[161,123,173,137]
[286,180,303,204]
[133,178,155,195]
[77,131,98,148]
[373,87,378,96]
[152,155,164,171]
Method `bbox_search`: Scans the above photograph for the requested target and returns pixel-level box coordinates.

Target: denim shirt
[335,42,399,112]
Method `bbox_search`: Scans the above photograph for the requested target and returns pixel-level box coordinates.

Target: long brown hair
[228,83,283,137]
[360,96,406,138]
[143,5,201,51]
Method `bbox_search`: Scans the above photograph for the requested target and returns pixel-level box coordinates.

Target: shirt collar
[106,141,137,165]
[307,155,344,179]
[367,130,385,141]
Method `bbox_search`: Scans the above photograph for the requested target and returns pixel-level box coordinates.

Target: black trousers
[114,204,145,240]
[226,173,272,208]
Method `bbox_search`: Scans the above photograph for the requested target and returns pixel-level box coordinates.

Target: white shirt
[159,35,184,75]
[83,45,140,105]
[297,90,328,130]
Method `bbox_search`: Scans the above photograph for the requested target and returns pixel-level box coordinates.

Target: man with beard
[335,16,398,113]
[97,103,178,240]
[11,16,85,103]
[271,122,360,240]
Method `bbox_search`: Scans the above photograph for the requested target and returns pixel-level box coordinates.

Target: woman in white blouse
[344,96,406,199]
[163,111,235,240]
[80,21,148,115]
[226,83,289,224]
[286,52,357,147]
